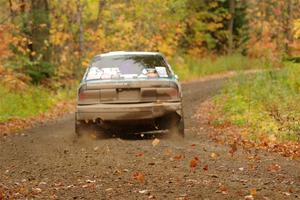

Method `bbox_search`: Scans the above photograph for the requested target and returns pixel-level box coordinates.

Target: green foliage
[0,85,75,122]
[170,54,265,80]
[181,0,231,55]
[215,62,300,141]
[26,61,54,83]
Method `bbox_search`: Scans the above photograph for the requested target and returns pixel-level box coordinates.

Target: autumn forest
[1,0,300,199]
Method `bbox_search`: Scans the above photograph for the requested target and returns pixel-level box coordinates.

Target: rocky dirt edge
[196,99,300,159]
[0,100,75,136]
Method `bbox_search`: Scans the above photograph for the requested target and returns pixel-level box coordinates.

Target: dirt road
[1,79,299,199]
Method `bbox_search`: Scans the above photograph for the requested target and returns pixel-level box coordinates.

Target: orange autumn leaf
[189,156,199,169]
[229,141,237,156]
[174,154,184,160]
[250,188,257,196]
[132,172,145,184]
[220,186,228,195]
[136,152,144,157]
[267,164,281,172]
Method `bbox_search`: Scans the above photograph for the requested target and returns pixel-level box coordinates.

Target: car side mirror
[174,74,179,80]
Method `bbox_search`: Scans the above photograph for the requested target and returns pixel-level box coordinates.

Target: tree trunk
[8,0,15,21]
[285,0,293,55]
[20,0,26,13]
[31,0,51,62]
[96,0,106,28]
[76,0,84,78]
[228,0,235,54]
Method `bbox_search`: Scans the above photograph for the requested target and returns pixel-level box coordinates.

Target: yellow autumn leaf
[250,188,257,196]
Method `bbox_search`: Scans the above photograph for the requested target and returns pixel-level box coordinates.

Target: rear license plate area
[117,88,140,100]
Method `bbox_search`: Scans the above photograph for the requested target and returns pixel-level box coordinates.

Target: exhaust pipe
[96,118,104,126]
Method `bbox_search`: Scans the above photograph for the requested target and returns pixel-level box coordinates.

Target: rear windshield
[85,54,172,81]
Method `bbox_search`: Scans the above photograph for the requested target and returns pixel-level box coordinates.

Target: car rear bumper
[76,102,182,121]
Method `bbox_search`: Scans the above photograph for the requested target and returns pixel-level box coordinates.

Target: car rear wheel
[75,120,89,137]
[174,118,185,137]
[75,113,97,137]
[157,113,184,137]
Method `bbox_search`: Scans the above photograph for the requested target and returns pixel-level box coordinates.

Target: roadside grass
[0,85,76,122]
[214,62,300,142]
[170,54,268,80]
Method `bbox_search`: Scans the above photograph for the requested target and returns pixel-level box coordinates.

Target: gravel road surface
[1,79,299,199]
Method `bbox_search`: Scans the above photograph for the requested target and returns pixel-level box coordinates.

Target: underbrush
[170,54,268,80]
[215,62,300,142]
[0,85,76,122]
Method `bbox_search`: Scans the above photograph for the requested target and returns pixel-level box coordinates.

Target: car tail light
[167,88,179,98]
[156,87,179,100]
[78,85,86,101]
[78,90,85,101]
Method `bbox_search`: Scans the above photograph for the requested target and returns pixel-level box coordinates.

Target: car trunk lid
[78,79,179,104]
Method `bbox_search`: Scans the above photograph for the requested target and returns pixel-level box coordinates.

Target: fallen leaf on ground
[138,189,149,194]
[250,188,257,196]
[267,164,281,172]
[152,138,160,147]
[66,185,75,189]
[32,187,42,194]
[210,152,219,159]
[229,141,238,156]
[203,164,209,171]
[174,154,184,160]
[216,186,228,194]
[133,172,145,184]
[105,188,113,192]
[164,148,172,156]
[244,195,254,200]
[93,146,99,151]
[282,192,291,196]
[136,152,144,157]
[189,156,199,169]
[191,144,196,148]
[221,186,228,195]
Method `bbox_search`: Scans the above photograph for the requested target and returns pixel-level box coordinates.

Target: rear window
[85,54,172,81]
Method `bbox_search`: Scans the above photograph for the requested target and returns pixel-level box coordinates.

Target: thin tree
[96,0,106,28]
[76,0,84,78]
[31,0,50,62]
[285,0,293,55]
[228,0,235,54]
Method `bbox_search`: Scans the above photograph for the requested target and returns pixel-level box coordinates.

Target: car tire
[75,120,86,137]
[158,113,184,138]
[175,118,185,137]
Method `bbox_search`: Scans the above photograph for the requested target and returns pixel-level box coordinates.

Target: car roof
[95,51,163,58]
